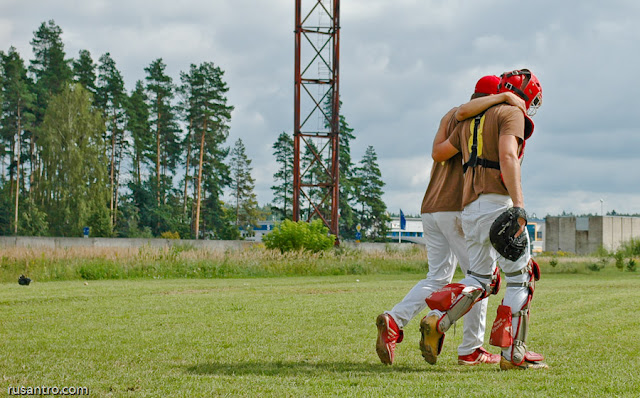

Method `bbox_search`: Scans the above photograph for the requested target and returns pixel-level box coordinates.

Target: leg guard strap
[466,272,489,295]
[504,259,540,281]
[467,268,501,298]
[511,304,530,365]
[506,281,533,288]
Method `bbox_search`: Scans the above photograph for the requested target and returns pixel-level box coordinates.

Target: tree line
[1,20,389,241]
[270,99,390,241]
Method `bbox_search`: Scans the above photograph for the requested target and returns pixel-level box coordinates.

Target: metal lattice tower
[293,0,340,241]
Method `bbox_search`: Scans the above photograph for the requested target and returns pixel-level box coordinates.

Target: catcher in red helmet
[424,69,548,370]
[375,75,527,367]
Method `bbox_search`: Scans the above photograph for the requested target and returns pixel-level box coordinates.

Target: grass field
[2,269,639,397]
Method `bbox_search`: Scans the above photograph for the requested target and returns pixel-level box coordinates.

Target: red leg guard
[490,304,513,348]
[425,283,465,311]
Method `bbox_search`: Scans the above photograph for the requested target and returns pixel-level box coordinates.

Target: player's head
[497,69,542,116]
[471,75,500,100]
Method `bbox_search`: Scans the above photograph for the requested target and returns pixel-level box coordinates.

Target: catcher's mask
[497,69,542,117]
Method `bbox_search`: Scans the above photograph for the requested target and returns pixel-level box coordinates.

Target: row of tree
[0,20,260,239]
[0,20,389,241]
[270,113,389,241]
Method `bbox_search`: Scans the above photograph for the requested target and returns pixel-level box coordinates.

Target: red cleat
[376,313,403,365]
[458,347,501,365]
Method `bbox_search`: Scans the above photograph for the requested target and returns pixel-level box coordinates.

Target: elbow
[432,142,456,162]
[499,153,519,170]
[432,151,445,163]
[454,110,469,122]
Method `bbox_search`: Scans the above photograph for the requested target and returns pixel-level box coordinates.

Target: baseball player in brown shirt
[424,69,547,370]
[375,76,526,366]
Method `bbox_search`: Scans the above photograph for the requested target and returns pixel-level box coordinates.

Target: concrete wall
[588,217,604,254]
[544,217,558,252]
[559,217,577,253]
[0,236,255,251]
[575,231,589,255]
[545,216,640,255]
[602,216,640,251]
[0,236,422,253]
[546,217,577,253]
[342,241,423,252]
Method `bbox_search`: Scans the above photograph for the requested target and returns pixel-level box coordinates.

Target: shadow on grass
[186,360,452,376]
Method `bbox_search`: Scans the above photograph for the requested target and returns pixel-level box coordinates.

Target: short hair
[470,92,490,100]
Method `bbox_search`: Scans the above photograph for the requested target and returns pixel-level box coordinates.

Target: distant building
[387,216,425,244]
[545,215,640,255]
[241,221,275,242]
[528,218,546,254]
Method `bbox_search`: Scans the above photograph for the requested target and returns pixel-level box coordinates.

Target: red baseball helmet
[474,75,500,95]
[497,69,542,117]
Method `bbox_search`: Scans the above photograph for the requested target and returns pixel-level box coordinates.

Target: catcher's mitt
[490,207,528,261]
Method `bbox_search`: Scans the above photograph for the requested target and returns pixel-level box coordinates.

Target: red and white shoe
[500,351,548,370]
[458,347,501,365]
[376,313,403,365]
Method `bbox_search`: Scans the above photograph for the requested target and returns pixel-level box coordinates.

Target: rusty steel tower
[293,0,340,240]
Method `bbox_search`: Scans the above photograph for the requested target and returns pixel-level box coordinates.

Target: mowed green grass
[2,271,639,397]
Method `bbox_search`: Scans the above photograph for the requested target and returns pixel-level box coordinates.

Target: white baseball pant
[386,211,489,356]
[458,194,531,361]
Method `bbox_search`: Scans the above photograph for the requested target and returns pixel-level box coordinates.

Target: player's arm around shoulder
[455,92,526,121]
[431,107,460,162]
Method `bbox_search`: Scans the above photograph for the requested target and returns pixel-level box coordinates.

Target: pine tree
[1,47,36,234]
[126,81,151,186]
[28,20,73,200]
[271,132,293,220]
[121,80,154,237]
[0,54,8,234]
[72,49,97,95]
[96,52,127,229]
[29,20,72,97]
[178,64,200,226]
[144,58,180,207]
[323,97,357,238]
[181,62,233,239]
[200,197,239,240]
[336,110,357,238]
[230,138,259,235]
[354,145,389,240]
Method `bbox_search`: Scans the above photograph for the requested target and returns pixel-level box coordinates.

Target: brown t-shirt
[448,103,525,208]
[420,109,464,213]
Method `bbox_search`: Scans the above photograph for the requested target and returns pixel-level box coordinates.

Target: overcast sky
[1,0,639,218]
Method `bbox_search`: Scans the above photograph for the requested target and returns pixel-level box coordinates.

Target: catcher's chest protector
[462,110,527,178]
[463,112,499,174]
